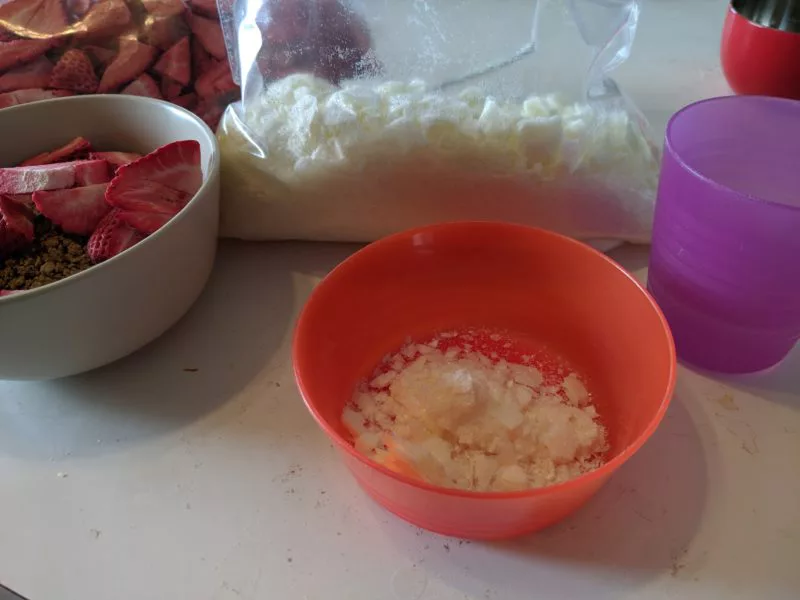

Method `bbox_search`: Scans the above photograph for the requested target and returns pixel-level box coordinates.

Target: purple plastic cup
[647,95,800,374]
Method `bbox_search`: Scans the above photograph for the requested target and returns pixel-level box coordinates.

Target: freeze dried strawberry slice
[32,183,110,235]
[140,0,188,49]
[117,209,173,234]
[195,59,236,99]
[194,97,225,130]
[106,140,201,214]
[83,45,116,67]
[142,0,186,18]
[189,13,226,59]
[50,49,98,93]
[6,194,32,207]
[0,160,108,194]
[121,73,162,99]
[153,36,190,86]
[97,39,157,92]
[172,92,197,110]
[189,0,220,19]
[0,0,69,37]
[143,14,189,50]
[19,136,91,166]
[0,56,52,93]
[0,164,75,194]
[191,36,212,78]
[87,208,145,263]
[76,0,132,40]
[0,194,34,257]
[0,38,56,72]
[75,159,110,185]
[0,289,20,297]
[89,151,141,172]
[160,76,183,100]
[0,88,72,109]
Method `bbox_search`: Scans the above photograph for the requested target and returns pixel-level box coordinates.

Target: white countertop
[2,1,798,599]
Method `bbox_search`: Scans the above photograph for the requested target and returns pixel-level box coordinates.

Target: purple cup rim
[665,95,800,216]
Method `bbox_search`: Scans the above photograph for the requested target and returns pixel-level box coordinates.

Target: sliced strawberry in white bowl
[0,94,219,380]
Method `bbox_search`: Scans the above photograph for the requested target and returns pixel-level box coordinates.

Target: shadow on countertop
[718,344,800,410]
[371,379,712,600]
[0,240,357,460]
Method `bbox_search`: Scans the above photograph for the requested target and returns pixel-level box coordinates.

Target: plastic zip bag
[217,0,660,244]
[0,0,239,129]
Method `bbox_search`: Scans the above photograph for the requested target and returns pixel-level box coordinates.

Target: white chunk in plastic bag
[217,0,658,244]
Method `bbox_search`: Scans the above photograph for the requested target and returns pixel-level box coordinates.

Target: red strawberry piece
[19,136,92,166]
[88,151,141,172]
[0,289,21,297]
[87,208,145,263]
[258,0,378,84]
[160,76,183,100]
[32,183,111,235]
[117,209,173,234]
[189,13,227,59]
[6,194,33,207]
[74,159,110,185]
[194,97,225,130]
[142,0,186,18]
[0,163,77,194]
[172,92,197,110]
[140,0,189,50]
[194,59,236,99]
[0,194,34,257]
[0,0,69,37]
[0,38,57,72]
[191,35,212,81]
[97,39,157,92]
[189,0,219,19]
[83,45,116,67]
[105,140,202,214]
[0,28,17,42]
[76,0,132,40]
[121,73,163,99]
[0,88,72,109]
[143,14,189,50]
[153,36,190,86]
[0,56,52,93]
[0,159,108,194]
[50,49,98,93]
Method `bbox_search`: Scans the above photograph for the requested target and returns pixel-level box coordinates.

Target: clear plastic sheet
[0,0,239,129]
[217,0,660,244]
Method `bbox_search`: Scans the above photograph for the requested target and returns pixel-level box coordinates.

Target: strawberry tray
[0,0,238,130]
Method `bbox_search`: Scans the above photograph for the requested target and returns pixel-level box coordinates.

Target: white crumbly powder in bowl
[342,332,608,492]
[218,74,659,243]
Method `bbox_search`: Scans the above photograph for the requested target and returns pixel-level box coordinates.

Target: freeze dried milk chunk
[343,336,608,492]
[218,73,659,244]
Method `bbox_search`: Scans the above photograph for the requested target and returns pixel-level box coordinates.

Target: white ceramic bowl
[0,95,220,380]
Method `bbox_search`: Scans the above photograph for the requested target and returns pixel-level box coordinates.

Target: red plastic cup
[647,96,800,374]
[294,222,676,539]
[721,1,800,99]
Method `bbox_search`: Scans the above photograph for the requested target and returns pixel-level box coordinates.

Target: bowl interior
[0,94,216,173]
[295,222,675,465]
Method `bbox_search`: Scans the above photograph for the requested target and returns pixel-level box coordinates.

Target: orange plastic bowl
[293,222,676,540]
